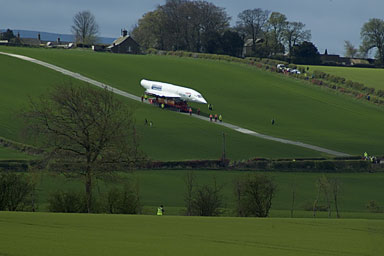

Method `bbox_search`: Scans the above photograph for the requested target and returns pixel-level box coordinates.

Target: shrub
[234,174,276,217]
[0,172,35,211]
[102,185,141,214]
[184,172,224,216]
[191,183,223,216]
[48,190,88,213]
[376,89,384,97]
[366,200,382,213]
[310,79,323,86]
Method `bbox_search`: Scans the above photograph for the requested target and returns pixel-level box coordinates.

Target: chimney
[38,33,41,41]
[17,32,20,39]
[57,37,60,44]
[122,29,128,37]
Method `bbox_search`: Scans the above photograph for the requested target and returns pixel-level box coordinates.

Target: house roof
[108,35,128,48]
[107,35,137,49]
[244,38,264,47]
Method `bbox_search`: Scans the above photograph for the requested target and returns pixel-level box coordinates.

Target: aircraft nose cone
[200,98,207,104]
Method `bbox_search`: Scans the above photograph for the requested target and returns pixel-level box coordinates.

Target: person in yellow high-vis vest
[157,205,164,216]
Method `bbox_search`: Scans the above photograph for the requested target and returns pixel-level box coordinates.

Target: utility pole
[222,132,226,161]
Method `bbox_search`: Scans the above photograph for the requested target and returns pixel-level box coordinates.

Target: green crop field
[306,65,384,90]
[0,212,383,256]
[1,46,384,157]
[32,170,384,217]
[0,52,322,160]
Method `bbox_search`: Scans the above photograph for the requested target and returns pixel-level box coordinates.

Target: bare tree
[330,178,341,218]
[236,8,270,47]
[184,170,195,216]
[71,10,99,45]
[24,83,144,213]
[344,41,358,58]
[234,174,276,217]
[184,174,224,216]
[191,180,223,216]
[290,181,296,218]
[314,175,332,218]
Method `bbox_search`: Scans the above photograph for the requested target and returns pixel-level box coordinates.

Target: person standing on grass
[189,107,192,116]
[157,205,164,216]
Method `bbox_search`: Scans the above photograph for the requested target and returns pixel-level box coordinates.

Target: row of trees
[131,0,311,59]
[1,169,355,218]
[236,8,311,59]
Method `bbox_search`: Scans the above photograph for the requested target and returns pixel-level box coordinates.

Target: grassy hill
[0,52,321,160]
[1,212,383,256]
[306,65,384,90]
[1,46,384,157]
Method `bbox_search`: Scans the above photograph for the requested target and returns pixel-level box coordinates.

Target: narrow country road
[0,51,350,157]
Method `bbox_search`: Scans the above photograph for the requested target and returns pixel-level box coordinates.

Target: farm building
[108,30,140,54]
[242,38,264,57]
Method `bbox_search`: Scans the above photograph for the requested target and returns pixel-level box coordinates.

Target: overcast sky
[1,0,383,56]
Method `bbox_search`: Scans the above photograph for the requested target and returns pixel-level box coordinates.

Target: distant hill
[0,29,115,44]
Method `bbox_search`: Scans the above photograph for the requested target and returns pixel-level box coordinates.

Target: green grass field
[0,52,323,160]
[33,170,384,217]
[1,46,384,157]
[0,145,35,160]
[0,212,383,256]
[306,65,384,90]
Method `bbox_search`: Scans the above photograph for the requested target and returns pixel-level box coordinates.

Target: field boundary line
[0,51,350,157]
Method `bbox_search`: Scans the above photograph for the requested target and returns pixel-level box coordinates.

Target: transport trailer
[149,97,189,112]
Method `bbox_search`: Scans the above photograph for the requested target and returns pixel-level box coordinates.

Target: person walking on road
[219,114,222,122]
[189,107,192,116]
[214,114,218,122]
[209,114,213,122]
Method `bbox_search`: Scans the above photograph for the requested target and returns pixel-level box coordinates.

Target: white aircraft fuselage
[140,79,207,104]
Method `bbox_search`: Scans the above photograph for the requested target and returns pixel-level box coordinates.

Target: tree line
[131,0,311,60]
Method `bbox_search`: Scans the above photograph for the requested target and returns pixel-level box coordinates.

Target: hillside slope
[1,46,384,156]
[0,53,321,160]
